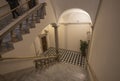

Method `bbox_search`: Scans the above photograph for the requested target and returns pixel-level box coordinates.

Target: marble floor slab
[5,63,88,81]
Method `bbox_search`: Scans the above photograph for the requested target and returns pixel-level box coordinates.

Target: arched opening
[58,8,92,24]
[33,8,92,57]
[57,8,92,53]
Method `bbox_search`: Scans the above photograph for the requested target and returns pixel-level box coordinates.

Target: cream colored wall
[33,25,51,56]
[0,0,56,74]
[58,25,66,49]
[34,36,42,55]
[47,24,91,51]
[88,0,120,81]
[47,25,55,47]
[65,24,91,51]
[56,24,92,51]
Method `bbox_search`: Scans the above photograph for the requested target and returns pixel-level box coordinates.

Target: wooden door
[41,36,47,52]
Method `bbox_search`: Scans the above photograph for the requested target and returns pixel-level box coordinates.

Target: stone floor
[44,47,87,68]
[4,63,89,81]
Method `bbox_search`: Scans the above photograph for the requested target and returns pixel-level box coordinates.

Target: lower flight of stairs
[3,63,88,81]
[0,47,88,81]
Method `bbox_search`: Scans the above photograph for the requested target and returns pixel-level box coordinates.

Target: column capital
[51,23,58,28]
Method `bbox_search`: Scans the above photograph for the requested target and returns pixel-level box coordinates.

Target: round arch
[58,8,92,25]
[57,8,92,52]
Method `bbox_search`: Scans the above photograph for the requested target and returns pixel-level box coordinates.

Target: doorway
[41,36,48,52]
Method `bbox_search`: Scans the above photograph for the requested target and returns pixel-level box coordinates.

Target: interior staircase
[0,2,89,81]
[0,2,47,55]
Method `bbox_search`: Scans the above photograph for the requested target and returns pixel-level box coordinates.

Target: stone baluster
[26,18,29,28]
[19,23,23,32]
[31,14,35,28]
[35,10,40,23]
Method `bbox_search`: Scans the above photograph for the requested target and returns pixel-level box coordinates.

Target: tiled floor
[44,47,87,68]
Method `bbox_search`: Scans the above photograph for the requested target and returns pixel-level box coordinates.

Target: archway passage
[58,8,92,52]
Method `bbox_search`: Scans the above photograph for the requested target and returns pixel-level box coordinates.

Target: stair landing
[43,47,86,68]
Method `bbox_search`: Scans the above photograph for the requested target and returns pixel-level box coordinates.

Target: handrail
[0,0,30,21]
[0,3,42,40]
[0,55,57,61]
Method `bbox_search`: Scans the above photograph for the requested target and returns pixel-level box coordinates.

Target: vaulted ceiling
[50,0,100,23]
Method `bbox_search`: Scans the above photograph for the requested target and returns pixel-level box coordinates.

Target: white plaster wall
[0,0,56,74]
[42,24,91,51]
[65,24,91,51]
[89,0,120,81]
[33,25,52,56]
[47,24,91,51]
[34,36,42,55]
[47,25,55,47]
[58,25,66,49]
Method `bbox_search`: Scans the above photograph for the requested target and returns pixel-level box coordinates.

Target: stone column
[31,14,35,28]
[51,23,59,54]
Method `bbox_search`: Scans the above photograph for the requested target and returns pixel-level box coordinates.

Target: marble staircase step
[11,26,23,43]
[4,63,88,81]
[0,14,13,30]
[0,33,14,55]
[20,21,30,35]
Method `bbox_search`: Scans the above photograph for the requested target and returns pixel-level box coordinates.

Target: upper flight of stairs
[0,2,47,55]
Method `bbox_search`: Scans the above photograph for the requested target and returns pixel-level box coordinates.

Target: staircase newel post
[26,18,29,28]
[19,23,22,32]
[35,10,40,23]
[31,14,35,27]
